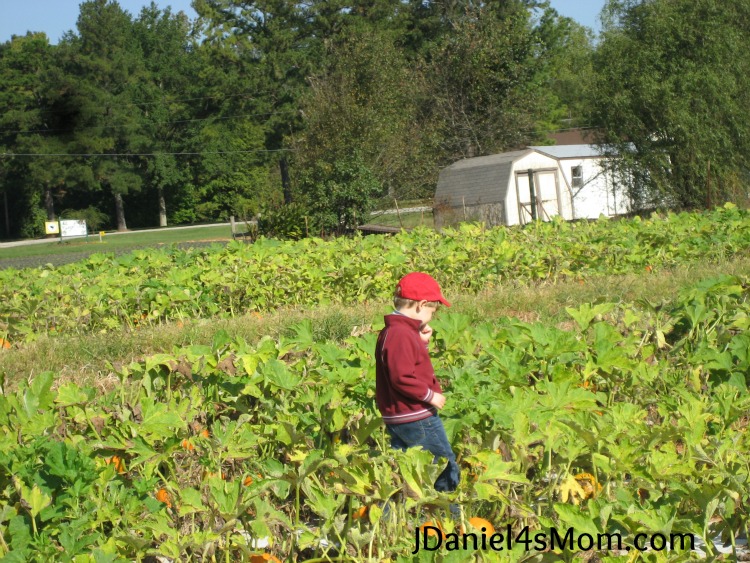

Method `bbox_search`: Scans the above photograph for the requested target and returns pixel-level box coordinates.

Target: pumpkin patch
[0,207,747,560]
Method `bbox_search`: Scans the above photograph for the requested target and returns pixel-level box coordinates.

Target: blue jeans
[386,415,460,493]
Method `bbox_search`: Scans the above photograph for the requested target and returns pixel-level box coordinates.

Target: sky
[0,0,606,45]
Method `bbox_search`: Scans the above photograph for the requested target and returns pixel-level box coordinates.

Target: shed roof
[434,149,530,207]
[529,144,604,159]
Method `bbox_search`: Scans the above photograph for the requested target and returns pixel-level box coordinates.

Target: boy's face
[401,301,438,326]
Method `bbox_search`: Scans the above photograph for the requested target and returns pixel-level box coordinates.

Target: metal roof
[529,144,605,159]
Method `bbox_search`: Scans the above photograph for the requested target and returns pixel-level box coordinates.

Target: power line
[0,109,297,136]
[2,90,277,114]
[0,148,294,158]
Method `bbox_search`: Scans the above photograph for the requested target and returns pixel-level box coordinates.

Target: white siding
[557,158,617,219]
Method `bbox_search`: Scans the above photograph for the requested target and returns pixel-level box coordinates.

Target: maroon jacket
[375,313,442,425]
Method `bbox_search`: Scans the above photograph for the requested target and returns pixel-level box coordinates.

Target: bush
[257,202,317,240]
[60,206,110,232]
[299,154,383,235]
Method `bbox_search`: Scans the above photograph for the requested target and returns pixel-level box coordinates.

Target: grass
[366,210,434,229]
[0,224,233,260]
[2,254,748,389]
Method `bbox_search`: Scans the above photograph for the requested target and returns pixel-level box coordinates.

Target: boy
[375,272,459,494]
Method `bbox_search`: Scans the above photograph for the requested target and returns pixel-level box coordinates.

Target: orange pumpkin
[155,488,172,508]
[0,339,10,350]
[418,521,445,538]
[249,554,281,563]
[181,439,195,451]
[106,455,126,474]
[466,516,495,535]
[574,473,602,499]
[351,505,368,520]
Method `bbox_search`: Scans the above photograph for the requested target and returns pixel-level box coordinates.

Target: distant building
[433,144,630,228]
[546,127,596,146]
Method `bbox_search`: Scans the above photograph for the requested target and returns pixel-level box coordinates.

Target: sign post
[58,219,88,242]
[45,221,60,237]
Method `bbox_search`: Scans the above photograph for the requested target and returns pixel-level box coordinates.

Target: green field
[366,210,434,229]
[0,225,234,264]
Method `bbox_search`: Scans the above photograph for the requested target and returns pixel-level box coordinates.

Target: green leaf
[21,372,55,418]
[55,383,94,407]
[137,397,185,443]
[260,359,301,390]
[553,503,601,537]
[178,487,206,516]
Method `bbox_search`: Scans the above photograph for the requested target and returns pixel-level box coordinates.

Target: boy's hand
[419,323,433,344]
[429,392,446,410]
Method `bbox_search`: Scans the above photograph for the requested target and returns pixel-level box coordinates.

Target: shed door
[516,169,561,224]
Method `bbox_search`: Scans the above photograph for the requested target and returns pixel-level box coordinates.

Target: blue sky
[1,0,605,44]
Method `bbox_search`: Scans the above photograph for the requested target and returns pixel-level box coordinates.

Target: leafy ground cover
[0,272,747,561]
[2,252,750,388]
[1,204,748,344]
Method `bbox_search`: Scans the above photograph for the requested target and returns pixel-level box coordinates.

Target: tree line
[0,0,748,240]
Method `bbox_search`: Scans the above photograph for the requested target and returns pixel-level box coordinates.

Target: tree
[531,7,595,134]
[132,3,196,227]
[58,0,148,231]
[193,0,312,203]
[424,1,548,160]
[0,32,59,237]
[294,30,435,202]
[590,0,750,209]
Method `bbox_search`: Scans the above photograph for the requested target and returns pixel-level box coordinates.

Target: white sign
[60,219,87,238]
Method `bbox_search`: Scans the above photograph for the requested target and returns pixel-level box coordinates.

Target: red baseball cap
[396,272,451,306]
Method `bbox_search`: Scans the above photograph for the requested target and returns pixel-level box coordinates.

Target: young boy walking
[375,272,459,494]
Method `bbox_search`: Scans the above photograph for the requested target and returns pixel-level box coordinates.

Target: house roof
[545,128,596,145]
[434,150,531,207]
[529,144,605,159]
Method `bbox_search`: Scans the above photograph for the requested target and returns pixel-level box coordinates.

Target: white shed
[433,144,630,228]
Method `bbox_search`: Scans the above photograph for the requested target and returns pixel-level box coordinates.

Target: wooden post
[230,215,236,237]
[394,198,403,229]
[304,216,309,238]
[706,159,712,209]
[528,169,538,221]
[462,196,467,221]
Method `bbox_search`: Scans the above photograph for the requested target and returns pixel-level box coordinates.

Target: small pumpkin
[417,521,445,538]
[0,339,10,350]
[105,455,126,474]
[249,554,281,563]
[181,439,195,451]
[351,505,368,520]
[155,488,172,508]
[574,473,602,499]
[466,516,495,536]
